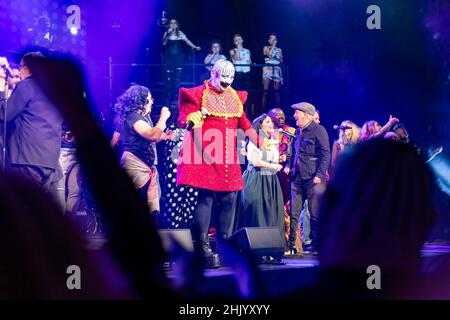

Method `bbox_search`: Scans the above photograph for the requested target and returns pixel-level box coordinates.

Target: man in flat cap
[284,102,330,254]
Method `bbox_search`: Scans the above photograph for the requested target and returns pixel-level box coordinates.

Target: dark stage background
[1,0,448,146]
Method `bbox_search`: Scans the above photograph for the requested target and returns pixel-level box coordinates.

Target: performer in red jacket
[177,59,260,268]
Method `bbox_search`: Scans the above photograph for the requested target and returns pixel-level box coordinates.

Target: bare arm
[110,131,121,148]
[263,44,277,58]
[185,38,196,49]
[373,117,399,139]
[230,48,237,61]
[263,46,271,58]
[330,141,340,174]
[204,53,215,65]
[133,121,164,142]
[133,108,171,141]
[182,33,200,50]
[162,31,169,45]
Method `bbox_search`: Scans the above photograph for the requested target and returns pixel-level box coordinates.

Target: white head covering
[210,59,235,90]
[211,59,235,78]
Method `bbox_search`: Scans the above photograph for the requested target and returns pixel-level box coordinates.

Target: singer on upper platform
[230,34,252,90]
[162,19,200,107]
[176,59,261,268]
[262,33,283,109]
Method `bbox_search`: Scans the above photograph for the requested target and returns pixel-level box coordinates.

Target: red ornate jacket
[177,81,260,191]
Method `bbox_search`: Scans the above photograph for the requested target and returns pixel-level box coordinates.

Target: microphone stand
[425,146,443,164]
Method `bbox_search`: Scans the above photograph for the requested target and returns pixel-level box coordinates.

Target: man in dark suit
[1,52,62,193]
[284,102,330,254]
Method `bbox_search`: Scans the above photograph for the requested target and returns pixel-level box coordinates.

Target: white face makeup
[210,60,235,91]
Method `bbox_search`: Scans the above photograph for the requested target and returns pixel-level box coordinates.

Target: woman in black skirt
[234,113,285,241]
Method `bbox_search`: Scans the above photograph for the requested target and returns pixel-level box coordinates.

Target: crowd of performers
[111,59,412,268]
[2,52,413,269]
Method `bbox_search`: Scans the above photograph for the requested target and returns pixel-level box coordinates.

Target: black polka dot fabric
[158,127,198,228]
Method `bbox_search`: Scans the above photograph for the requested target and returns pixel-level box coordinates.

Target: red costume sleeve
[236,90,248,106]
[177,87,201,128]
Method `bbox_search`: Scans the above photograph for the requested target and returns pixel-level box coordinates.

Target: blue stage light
[428,150,450,197]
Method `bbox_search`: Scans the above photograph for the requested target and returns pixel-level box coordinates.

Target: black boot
[200,233,220,269]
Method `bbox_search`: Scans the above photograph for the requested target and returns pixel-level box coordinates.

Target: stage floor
[164,243,450,297]
[83,235,450,297]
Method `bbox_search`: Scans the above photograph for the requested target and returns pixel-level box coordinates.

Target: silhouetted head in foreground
[318,139,435,274]
[0,171,131,299]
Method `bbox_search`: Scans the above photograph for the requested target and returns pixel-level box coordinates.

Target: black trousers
[289,174,320,248]
[195,188,237,240]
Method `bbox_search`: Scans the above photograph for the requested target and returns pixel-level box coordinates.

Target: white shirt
[247,140,280,167]
[232,48,251,73]
[167,31,187,41]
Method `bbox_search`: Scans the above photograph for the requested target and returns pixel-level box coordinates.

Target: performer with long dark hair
[176,59,261,268]
[234,113,285,241]
[359,116,399,142]
[162,19,201,107]
[114,85,173,214]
